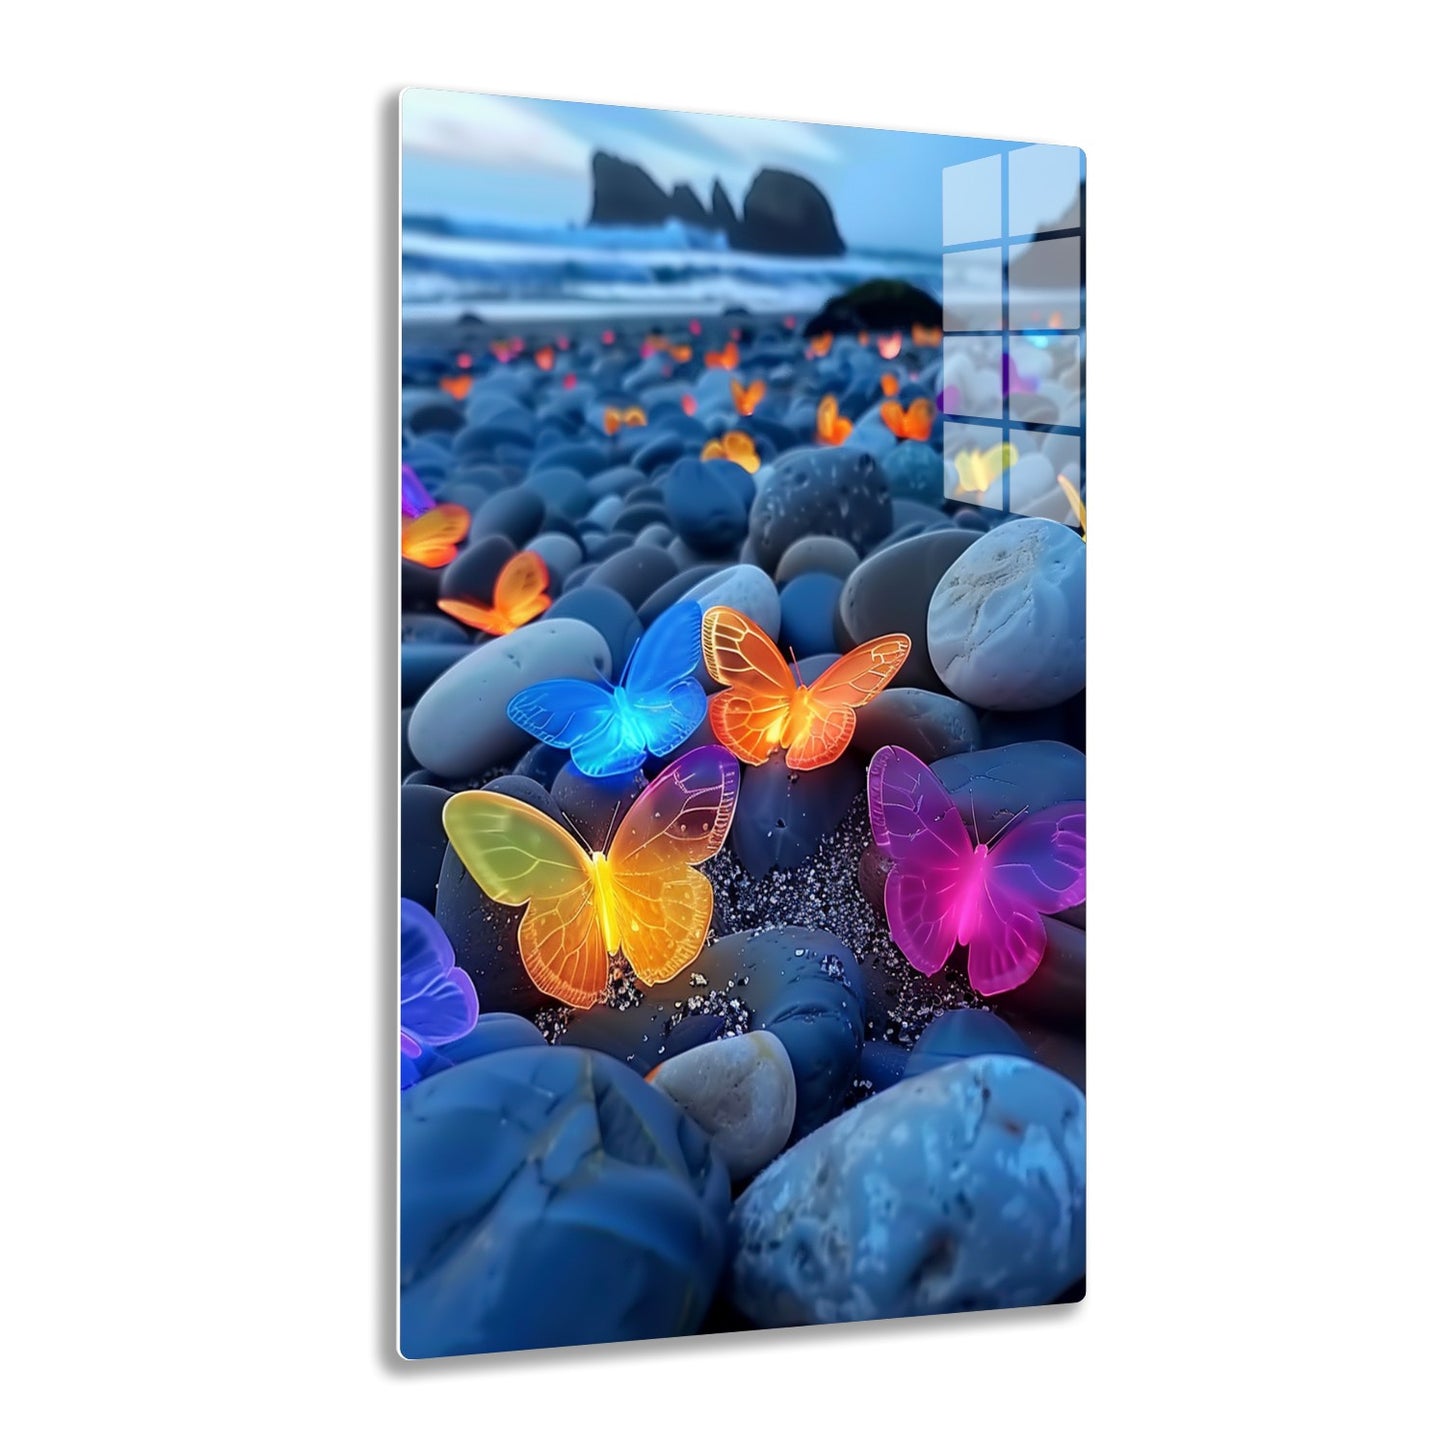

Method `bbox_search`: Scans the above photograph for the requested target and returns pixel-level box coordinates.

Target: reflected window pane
[941,336,1003,420]
[943,248,1002,332]
[1008,144,1082,237]
[943,155,1001,246]
[1008,237,1080,328]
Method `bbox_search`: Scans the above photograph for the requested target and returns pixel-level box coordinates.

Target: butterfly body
[867,745,1085,994]
[442,746,740,1006]
[701,605,910,770]
[507,600,707,777]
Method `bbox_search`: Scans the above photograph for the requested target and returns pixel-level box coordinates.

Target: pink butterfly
[865,745,1085,995]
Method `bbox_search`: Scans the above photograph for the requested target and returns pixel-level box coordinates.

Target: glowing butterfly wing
[399,899,479,1053]
[401,464,435,519]
[786,634,912,769]
[608,746,740,985]
[401,503,470,568]
[506,677,640,776]
[867,746,976,977]
[441,790,607,1007]
[968,805,1085,995]
[436,598,510,634]
[494,550,551,628]
[701,605,798,765]
[614,600,707,758]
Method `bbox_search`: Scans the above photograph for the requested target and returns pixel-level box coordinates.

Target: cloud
[669,111,843,169]
[401,90,590,176]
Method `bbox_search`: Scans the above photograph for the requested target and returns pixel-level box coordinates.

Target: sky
[401,90,1041,256]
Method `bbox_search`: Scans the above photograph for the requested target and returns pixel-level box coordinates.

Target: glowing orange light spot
[490,339,514,363]
[857,331,870,346]
[669,343,692,363]
[535,346,555,371]
[880,397,936,441]
[603,406,648,436]
[1048,311,1064,329]
[563,373,577,390]
[681,394,697,417]
[911,324,943,347]
[706,340,740,370]
[439,374,473,402]
[455,352,473,369]
[816,394,853,446]
[878,332,903,360]
[701,431,760,474]
[880,373,900,398]
[731,378,766,416]
[601,329,616,345]
[807,332,833,358]
[689,318,702,335]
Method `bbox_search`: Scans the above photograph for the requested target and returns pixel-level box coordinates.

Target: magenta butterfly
[865,745,1085,995]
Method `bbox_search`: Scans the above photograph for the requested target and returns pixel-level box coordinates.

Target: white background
[5,3,1440,1439]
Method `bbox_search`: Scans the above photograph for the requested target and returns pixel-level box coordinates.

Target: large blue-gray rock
[927,517,1085,709]
[407,618,611,778]
[728,1055,1085,1325]
[400,1047,730,1358]
[562,926,865,1140]
[903,1008,1032,1076]
[679,563,781,640]
[732,749,863,876]
[930,741,1085,839]
[848,687,981,763]
[748,447,894,572]
[837,528,980,689]
[663,457,753,556]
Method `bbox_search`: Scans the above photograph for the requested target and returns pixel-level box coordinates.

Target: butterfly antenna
[984,804,1029,850]
[788,645,803,688]
[605,794,625,847]
[968,787,981,846]
[559,808,590,851]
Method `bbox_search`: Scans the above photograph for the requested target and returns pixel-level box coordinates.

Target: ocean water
[401,215,941,322]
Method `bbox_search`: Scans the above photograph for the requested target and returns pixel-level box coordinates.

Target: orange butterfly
[701,431,760,473]
[816,394,853,446]
[535,346,555,371]
[706,340,739,370]
[603,405,647,436]
[441,746,740,1007]
[438,374,472,402]
[880,372,900,398]
[912,324,943,347]
[667,342,693,363]
[681,393,698,417]
[436,550,550,635]
[701,606,911,770]
[877,332,903,360]
[731,378,766,416]
[881,397,936,441]
[807,332,833,358]
[401,503,470,569]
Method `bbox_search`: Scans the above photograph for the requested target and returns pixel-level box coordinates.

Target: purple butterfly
[401,463,436,520]
[400,899,478,1086]
[866,746,1085,995]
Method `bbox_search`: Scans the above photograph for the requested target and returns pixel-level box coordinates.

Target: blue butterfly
[506,600,706,777]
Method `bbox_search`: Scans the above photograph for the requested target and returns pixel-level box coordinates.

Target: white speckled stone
[648,1031,797,1181]
[927,517,1085,710]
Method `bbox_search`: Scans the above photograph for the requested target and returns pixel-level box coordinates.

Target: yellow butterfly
[441,747,740,1008]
